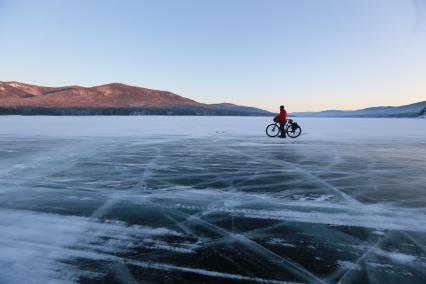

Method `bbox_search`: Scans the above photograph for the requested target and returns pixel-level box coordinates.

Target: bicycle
[265,119,302,138]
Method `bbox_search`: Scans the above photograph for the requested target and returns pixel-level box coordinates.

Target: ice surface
[0,116,425,283]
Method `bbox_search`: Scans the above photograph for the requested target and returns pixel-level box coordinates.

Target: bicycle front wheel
[266,124,280,137]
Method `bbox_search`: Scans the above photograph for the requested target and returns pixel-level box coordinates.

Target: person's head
[280,105,285,111]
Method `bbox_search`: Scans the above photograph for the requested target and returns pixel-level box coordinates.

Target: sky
[0,0,425,112]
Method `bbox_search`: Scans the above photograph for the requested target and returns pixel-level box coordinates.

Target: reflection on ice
[0,117,426,283]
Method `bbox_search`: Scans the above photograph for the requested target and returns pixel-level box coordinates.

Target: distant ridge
[0,81,272,116]
[419,106,426,118]
[292,101,426,118]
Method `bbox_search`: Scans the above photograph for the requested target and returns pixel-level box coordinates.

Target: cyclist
[273,105,287,138]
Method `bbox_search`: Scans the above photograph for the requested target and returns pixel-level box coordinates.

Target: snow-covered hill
[0,81,272,116]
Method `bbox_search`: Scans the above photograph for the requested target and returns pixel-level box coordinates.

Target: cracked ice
[0,116,425,283]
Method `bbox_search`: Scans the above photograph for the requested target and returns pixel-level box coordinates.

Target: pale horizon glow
[0,0,425,112]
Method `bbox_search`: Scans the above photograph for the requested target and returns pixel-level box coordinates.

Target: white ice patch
[337,260,361,271]
[375,250,417,264]
[159,189,426,233]
[267,238,297,248]
[0,208,185,283]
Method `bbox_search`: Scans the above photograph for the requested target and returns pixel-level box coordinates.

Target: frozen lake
[0,116,425,283]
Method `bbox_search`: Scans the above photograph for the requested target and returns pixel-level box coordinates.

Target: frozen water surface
[0,116,425,283]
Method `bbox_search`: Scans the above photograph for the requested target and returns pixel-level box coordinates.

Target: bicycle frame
[272,121,289,131]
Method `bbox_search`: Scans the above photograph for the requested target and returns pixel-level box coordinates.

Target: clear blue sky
[1,0,425,112]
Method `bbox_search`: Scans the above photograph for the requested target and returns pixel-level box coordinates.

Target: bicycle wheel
[286,125,302,138]
[266,124,280,137]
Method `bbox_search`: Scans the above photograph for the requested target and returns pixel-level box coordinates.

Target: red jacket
[274,110,287,123]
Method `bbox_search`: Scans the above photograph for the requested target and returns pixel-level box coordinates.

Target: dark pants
[279,122,286,138]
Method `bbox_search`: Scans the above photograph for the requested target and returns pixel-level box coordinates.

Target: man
[273,105,287,138]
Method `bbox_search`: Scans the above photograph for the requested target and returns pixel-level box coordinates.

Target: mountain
[292,101,426,118]
[419,106,426,118]
[0,82,272,116]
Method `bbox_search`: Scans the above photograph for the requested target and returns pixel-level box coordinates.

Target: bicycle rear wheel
[286,125,301,138]
[266,124,280,137]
